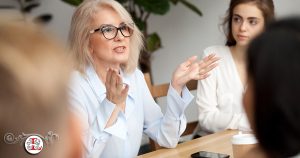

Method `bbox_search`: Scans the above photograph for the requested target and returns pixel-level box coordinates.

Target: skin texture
[231,3,265,47]
[243,79,255,131]
[229,2,265,87]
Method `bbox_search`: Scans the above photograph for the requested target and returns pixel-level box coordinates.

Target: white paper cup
[231,133,258,158]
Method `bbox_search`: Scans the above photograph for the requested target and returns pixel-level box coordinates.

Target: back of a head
[247,17,300,157]
[0,19,73,158]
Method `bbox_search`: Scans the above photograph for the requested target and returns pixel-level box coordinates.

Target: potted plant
[0,0,52,23]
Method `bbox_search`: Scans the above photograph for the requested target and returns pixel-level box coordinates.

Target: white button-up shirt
[69,66,193,158]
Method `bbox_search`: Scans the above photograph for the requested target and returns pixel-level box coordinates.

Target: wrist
[171,81,183,96]
[116,102,125,112]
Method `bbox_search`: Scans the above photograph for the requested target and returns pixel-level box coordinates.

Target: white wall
[1,0,300,121]
[31,0,75,42]
[0,0,75,42]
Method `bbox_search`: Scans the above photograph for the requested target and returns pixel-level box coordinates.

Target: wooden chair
[143,72,199,151]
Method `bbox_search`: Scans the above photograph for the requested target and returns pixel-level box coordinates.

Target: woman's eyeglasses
[89,23,134,40]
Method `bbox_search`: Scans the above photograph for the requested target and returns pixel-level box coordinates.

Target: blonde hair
[69,0,144,74]
[0,19,73,158]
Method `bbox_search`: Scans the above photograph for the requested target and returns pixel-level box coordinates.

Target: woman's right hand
[105,68,129,112]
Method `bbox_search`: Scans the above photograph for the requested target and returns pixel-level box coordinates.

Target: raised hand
[105,68,129,112]
[171,54,219,94]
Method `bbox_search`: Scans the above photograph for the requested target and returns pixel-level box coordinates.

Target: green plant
[0,0,52,24]
[62,0,202,73]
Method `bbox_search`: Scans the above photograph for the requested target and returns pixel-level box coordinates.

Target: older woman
[68,0,218,157]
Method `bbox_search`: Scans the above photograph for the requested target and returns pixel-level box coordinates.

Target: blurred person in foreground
[244,17,300,158]
[0,18,81,158]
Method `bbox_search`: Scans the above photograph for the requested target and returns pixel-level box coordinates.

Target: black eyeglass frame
[89,23,134,40]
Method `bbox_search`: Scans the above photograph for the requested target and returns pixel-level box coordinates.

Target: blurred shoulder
[70,70,90,90]
[71,70,86,83]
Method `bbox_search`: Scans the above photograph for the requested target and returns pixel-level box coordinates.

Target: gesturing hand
[171,54,220,94]
[105,68,129,112]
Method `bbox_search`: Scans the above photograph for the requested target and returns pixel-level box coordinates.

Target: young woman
[196,0,274,136]
[68,0,218,157]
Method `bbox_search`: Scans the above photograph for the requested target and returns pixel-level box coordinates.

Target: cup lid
[231,134,258,145]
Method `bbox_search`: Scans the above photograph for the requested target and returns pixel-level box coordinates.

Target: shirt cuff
[96,99,116,130]
[92,130,111,143]
[103,114,128,140]
[166,84,194,119]
[92,99,127,140]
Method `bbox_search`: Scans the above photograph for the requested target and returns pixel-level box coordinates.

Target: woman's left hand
[171,54,219,95]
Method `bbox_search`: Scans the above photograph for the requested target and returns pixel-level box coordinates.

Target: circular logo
[24,135,43,154]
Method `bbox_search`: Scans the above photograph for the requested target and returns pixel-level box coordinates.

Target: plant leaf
[134,0,170,15]
[22,3,39,13]
[33,14,52,24]
[146,33,161,52]
[0,6,15,9]
[133,17,146,31]
[61,0,83,6]
[169,0,179,5]
[178,0,202,16]
[24,0,37,2]
[116,0,128,3]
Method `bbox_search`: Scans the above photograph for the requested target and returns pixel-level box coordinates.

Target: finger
[197,55,211,68]
[188,62,200,76]
[106,68,112,88]
[121,83,129,96]
[194,71,211,80]
[105,69,113,101]
[207,56,221,65]
[202,55,219,65]
[199,73,210,80]
[202,53,215,62]
[116,74,124,90]
[182,62,201,81]
[182,56,198,67]
[200,63,218,75]
[199,56,220,69]
[110,69,118,89]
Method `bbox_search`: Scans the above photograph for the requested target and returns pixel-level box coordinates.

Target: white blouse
[196,45,250,136]
[69,65,193,158]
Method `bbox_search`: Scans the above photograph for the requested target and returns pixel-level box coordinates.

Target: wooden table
[138,130,238,158]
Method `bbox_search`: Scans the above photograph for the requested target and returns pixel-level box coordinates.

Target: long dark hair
[222,0,275,46]
[247,17,300,158]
